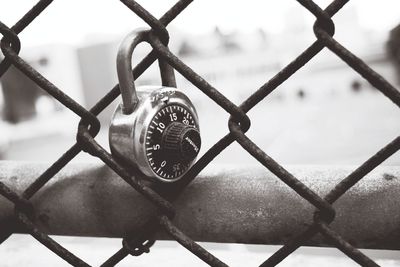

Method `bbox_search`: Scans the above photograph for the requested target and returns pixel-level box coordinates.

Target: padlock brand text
[185,136,199,152]
[151,90,176,103]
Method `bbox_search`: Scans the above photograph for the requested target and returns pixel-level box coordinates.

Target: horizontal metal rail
[0,161,399,250]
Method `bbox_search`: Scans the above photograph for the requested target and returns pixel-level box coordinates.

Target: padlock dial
[145,104,200,180]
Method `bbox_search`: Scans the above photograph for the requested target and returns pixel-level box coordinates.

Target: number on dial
[146,104,196,179]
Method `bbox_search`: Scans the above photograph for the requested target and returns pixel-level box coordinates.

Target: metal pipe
[0,161,399,250]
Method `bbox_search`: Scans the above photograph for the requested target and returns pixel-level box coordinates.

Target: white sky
[0,0,399,46]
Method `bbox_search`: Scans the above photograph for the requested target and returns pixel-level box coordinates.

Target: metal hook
[116,28,149,114]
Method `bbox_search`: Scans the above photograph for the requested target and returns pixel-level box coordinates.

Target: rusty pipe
[0,161,399,250]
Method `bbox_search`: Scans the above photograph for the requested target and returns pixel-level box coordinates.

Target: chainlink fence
[0,0,400,266]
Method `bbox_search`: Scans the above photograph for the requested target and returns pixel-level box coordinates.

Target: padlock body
[109,86,199,182]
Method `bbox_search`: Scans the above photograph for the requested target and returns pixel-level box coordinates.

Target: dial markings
[145,104,197,180]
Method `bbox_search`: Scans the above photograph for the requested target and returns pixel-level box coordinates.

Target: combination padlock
[109,29,201,183]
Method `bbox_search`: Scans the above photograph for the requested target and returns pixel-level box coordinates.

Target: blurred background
[0,0,400,266]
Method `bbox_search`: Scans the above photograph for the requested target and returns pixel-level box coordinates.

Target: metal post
[0,161,399,250]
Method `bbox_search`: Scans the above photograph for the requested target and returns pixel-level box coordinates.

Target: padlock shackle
[116,28,148,115]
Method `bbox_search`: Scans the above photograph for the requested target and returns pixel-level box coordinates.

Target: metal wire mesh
[0,0,399,266]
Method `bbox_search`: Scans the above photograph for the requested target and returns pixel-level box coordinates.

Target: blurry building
[0,10,398,161]
[0,44,83,160]
[1,65,44,123]
[388,24,400,84]
[166,6,398,103]
[0,15,396,123]
[77,41,119,123]
[0,44,84,124]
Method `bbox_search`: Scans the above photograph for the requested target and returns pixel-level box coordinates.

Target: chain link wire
[0,0,399,266]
